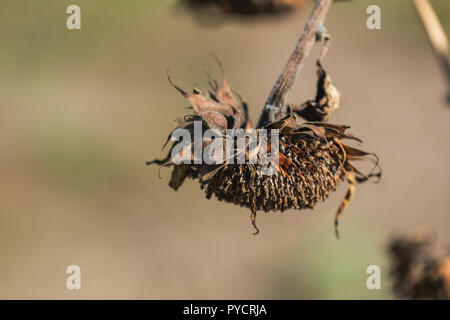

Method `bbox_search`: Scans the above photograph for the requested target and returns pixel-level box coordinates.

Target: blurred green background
[0,0,449,299]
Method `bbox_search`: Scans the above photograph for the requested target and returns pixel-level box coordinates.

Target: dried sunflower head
[148,57,380,236]
[388,230,450,299]
[149,2,379,236]
[179,0,307,22]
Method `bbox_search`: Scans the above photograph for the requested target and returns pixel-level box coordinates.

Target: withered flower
[180,0,306,21]
[149,0,380,236]
[388,230,450,300]
[179,0,348,23]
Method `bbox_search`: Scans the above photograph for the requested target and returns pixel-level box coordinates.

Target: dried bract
[293,59,340,121]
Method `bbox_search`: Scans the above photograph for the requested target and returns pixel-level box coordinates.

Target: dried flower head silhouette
[388,230,450,299]
[148,0,381,237]
[180,0,306,21]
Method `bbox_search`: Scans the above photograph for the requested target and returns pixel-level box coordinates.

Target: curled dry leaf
[293,59,341,122]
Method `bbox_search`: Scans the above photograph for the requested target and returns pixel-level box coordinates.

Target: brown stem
[412,0,450,103]
[257,0,334,128]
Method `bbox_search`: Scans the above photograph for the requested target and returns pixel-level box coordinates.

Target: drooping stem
[257,0,334,128]
[412,0,450,103]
